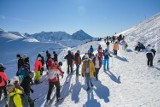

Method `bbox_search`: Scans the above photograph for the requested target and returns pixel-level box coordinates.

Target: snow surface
[0,13,160,107]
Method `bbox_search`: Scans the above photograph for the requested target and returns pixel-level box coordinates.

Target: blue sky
[0,0,160,37]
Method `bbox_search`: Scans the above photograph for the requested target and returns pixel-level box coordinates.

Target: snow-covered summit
[72,29,93,40]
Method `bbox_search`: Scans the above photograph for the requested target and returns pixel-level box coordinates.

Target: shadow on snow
[105,70,121,84]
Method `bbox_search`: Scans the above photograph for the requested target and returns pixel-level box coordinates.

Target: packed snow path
[1,41,160,107]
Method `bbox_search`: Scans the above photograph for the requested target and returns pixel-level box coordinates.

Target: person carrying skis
[103,48,112,71]
[81,54,95,91]
[92,53,102,80]
[34,56,43,84]
[0,64,10,100]
[46,60,63,103]
[75,50,82,76]
[113,42,119,56]
[146,48,156,67]
[64,50,74,74]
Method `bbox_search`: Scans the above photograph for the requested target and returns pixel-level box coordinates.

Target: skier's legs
[106,58,109,69]
[0,86,2,100]
[47,82,54,100]
[85,73,90,88]
[55,82,61,100]
[76,64,80,76]
[103,59,107,70]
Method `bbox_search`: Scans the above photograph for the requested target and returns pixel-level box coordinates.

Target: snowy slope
[117,13,160,61]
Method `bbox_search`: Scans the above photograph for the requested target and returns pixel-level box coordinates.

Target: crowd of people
[0,34,157,106]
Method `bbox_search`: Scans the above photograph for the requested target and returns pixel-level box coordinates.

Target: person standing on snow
[46,60,63,103]
[0,64,10,100]
[37,54,45,75]
[75,50,82,76]
[64,50,74,74]
[113,42,119,56]
[103,48,112,71]
[53,51,58,62]
[89,45,94,54]
[16,54,24,76]
[81,54,95,91]
[146,48,156,67]
[34,56,43,84]
[92,53,102,80]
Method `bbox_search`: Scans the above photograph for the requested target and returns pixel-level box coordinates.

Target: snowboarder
[46,61,63,103]
[34,56,43,84]
[92,53,102,80]
[0,64,10,100]
[103,48,112,71]
[64,50,74,74]
[75,50,82,76]
[146,48,156,66]
[81,54,95,91]
[113,42,119,56]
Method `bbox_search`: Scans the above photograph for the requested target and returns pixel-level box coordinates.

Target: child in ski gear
[93,53,102,80]
[0,64,9,100]
[6,83,29,107]
[113,42,119,56]
[75,50,82,76]
[34,56,43,84]
[46,60,63,102]
[146,49,156,66]
[64,50,74,74]
[82,54,95,91]
[103,48,112,71]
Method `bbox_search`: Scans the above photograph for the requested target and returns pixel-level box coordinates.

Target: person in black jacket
[16,54,24,71]
[146,48,156,66]
[53,51,58,62]
[64,50,74,74]
[21,72,34,107]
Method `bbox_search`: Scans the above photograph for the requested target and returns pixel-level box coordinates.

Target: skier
[81,54,95,91]
[21,72,34,107]
[89,45,94,53]
[113,42,119,56]
[45,50,51,70]
[0,64,10,100]
[75,50,82,76]
[37,54,45,75]
[16,54,24,76]
[34,56,43,84]
[53,51,58,62]
[6,83,29,107]
[64,50,74,74]
[103,48,112,71]
[146,48,156,67]
[46,61,63,103]
[92,53,102,80]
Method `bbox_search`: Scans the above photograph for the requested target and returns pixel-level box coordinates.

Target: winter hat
[38,57,42,60]
[59,62,63,66]
[16,54,21,58]
[0,63,6,71]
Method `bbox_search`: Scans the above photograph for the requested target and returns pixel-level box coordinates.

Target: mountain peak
[72,30,93,40]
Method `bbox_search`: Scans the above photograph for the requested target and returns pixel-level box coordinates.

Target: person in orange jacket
[34,56,43,84]
[0,64,10,100]
[113,42,119,56]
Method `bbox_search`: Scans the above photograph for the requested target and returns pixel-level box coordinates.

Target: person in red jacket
[46,60,63,103]
[34,56,43,84]
[0,64,10,100]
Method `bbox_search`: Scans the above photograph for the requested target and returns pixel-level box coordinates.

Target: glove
[30,89,34,93]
